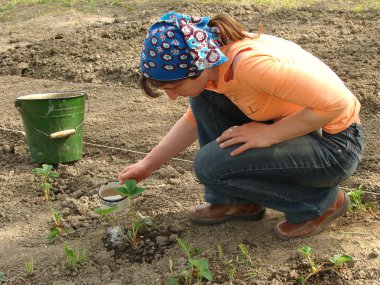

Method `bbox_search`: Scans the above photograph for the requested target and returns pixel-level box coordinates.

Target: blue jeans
[189,90,364,223]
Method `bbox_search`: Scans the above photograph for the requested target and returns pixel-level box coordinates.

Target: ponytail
[208,14,262,45]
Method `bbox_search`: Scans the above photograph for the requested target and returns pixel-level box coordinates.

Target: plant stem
[307,255,317,273]
[304,265,340,282]
[129,196,137,248]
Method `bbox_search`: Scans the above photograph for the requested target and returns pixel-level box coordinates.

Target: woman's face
[161,68,217,100]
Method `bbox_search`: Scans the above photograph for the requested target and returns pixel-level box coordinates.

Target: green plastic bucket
[15,91,88,164]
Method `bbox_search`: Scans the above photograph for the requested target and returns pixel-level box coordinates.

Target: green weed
[236,244,260,281]
[24,256,34,277]
[347,186,377,212]
[64,243,87,269]
[216,243,260,283]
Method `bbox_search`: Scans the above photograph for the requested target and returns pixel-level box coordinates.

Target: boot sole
[189,208,266,225]
[275,192,351,240]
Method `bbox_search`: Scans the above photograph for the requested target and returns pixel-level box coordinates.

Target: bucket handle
[15,93,90,140]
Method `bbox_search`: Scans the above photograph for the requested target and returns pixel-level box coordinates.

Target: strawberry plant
[114,179,153,248]
[32,164,59,201]
[165,238,212,285]
[295,246,353,284]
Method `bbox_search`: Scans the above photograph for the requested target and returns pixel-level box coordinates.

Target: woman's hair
[141,14,262,98]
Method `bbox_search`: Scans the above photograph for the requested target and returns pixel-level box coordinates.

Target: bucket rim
[16,91,87,101]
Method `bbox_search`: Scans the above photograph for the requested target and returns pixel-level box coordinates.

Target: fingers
[117,166,132,183]
[216,126,239,143]
[219,136,243,149]
[216,126,252,156]
[230,144,251,156]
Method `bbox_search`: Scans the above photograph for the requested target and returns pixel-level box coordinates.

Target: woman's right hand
[117,160,153,184]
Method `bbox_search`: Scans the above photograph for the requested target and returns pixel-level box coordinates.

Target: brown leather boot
[275,190,350,240]
[189,203,266,225]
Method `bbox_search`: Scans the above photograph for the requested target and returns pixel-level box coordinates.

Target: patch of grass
[24,256,34,277]
[64,243,87,269]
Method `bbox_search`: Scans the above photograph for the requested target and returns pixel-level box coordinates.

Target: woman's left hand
[216,122,277,156]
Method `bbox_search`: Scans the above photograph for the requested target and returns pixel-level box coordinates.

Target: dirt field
[0,1,379,284]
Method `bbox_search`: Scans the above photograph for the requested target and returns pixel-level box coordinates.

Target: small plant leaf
[329,254,353,266]
[189,258,212,281]
[181,269,191,281]
[41,182,50,190]
[177,238,191,259]
[135,212,153,230]
[299,246,312,256]
[48,172,59,178]
[42,164,53,173]
[188,258,208,270]
[295,276,305,284]
[125,179,137,190]
[115,179,145,197]
[32,168,45,176]
[165,277,180,285]
[0,272,6,283]
[64,243,74,258]
[48,228,60,244]
[199,268,212,281]
[95,206,118,215]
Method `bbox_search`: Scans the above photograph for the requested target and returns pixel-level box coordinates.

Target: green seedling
[32,164,59,201]
[165,238,212,285]
[64,243,87,270]
[295,246,353,284]
[299,246,317,273]
[347,186,376,212]
[48,208,72,244]
[114,180,152,248]
[0,272,6,284]
[24,256,34,277]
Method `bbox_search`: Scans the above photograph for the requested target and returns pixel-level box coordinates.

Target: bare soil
[0,1,379,285]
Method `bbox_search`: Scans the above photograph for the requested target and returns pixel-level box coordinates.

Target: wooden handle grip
[49,129,76,139]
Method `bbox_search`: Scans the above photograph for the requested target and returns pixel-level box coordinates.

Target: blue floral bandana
[140,11,228,81]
